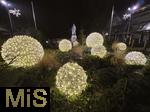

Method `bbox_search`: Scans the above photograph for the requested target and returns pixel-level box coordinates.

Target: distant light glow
[128,7,131,11]
[1,0,7,5]
[9,9,21,17]
[127,4,140,14]
[146,26,150,30]
[132,5,138,10]
[123,13,131,20]
[105,32,109,36]
[7,3,11,7]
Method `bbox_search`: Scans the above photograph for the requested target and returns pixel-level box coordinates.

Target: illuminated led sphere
[116,42,127,51]
[56,62,88,98]
[73,41,79,47]
[59,39,72,52]
[112,42,127,51]
[91,46,107,58]
[86,32,104,48]
[125,51,147,65]
[1,35,44,68]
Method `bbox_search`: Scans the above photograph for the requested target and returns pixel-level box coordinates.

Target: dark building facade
[131,4,150,32]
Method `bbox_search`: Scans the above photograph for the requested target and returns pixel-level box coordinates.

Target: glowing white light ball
[125,51,147,65]
[116,42,127,51]
[91,46,107,58]
[56,62,88,98]
[86,32,104,48]
[1,35,44,68]
[112,42,127,51]
[73,41,79,47]
[59,39,72,52]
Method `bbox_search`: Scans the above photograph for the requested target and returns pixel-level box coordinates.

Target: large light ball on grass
[1,35,44,68]
[59,39,72,52]
[125,51,147,65]
[56,62,88,98]
[91,46,107,58]
[86,32,104,48]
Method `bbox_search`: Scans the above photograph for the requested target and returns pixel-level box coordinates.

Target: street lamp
[109,5,114,40]
[0,0,13,36]
[1,0,7,5]
[132,5,139,11]
[128,7,131,11]
[31,0,38,32]
[126,4,140,35]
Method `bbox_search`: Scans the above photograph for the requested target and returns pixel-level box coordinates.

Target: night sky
[0,0,149,38]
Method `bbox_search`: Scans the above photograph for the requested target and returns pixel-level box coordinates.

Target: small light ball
[91,46,107,58]
[116,42,127,51]
[59,39,72,52]
[73,41,79,47]
[112,42,127,51]
[1,35,44,68]
[56,62,88,98]
[86,32,104,48]
[125,51,147,65]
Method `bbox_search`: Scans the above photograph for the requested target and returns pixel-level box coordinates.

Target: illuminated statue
[71,24,77,43]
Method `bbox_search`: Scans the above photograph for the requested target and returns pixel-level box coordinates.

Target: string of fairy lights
[1,35,44,68]
[58,39,72,52]
[56,62,88,98]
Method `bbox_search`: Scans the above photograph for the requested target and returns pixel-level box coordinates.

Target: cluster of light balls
[59,39,72,52]
[56,62,88,98]
[91,45,107,58]
[86,32,107,58]
[86,32,104,48]
[1,35,44,68]
[124,51,147,66]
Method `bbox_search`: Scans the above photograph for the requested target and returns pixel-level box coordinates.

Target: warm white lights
[91,46,107,58]
[56,62,88,98]
[124,51,147,65]
[86,32,104,48]
[1,35,44,68]
[58,39,72,52]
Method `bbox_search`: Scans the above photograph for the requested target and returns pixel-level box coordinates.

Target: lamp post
[0,0,13,36]
[109,5,114,41]
[31,0,38,32]
[127,4,139,35]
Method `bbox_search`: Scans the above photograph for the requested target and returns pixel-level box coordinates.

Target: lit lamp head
[129,4,140,13]
[128,7,131,11]
[0,0,11,7]
[1,0,7,6]
[132,5,139,11]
